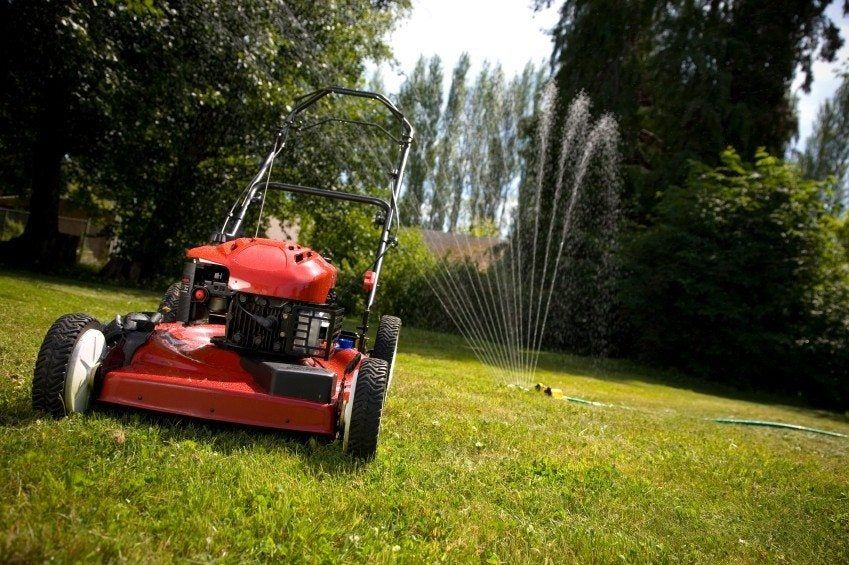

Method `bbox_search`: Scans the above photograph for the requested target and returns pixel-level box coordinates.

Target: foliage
[0,0,164,263]
[372,228,450,328]
[840,215,849,259]
[465,218,501,238]
[0,0,409,276]
[321,226,449,332]
[1,270,848,561]
[796,70,849,210]
[98,0,409,279]
[0,216,24,241]
[434,54,470,230]
[622,149,849,408]
[541,0,845,220]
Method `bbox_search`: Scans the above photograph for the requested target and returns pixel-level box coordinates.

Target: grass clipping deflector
[31,87,414,460]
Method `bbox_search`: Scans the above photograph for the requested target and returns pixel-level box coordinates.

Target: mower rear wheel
[157,281,181,322]
[372,315,401,392]
[32,314,105,418]
[342,357,389,460]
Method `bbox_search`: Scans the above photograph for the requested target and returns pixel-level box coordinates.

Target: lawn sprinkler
[31,87,413,459]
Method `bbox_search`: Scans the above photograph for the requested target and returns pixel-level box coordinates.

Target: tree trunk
[3,86,69,267]
[127,113,212,280]
[23,102,64,243]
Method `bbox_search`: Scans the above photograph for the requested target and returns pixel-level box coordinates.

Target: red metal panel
[186,238,337,303]
[96,323,361,435]
[99,370,336,434]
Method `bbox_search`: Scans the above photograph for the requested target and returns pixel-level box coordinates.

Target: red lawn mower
[31,87,413,459]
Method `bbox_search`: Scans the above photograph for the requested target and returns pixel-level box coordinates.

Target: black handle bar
[285,86,413,138]
[251,181,390,213]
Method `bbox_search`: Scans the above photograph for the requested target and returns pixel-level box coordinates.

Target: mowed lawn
[0,270,847,562]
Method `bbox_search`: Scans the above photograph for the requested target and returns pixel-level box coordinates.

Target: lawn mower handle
[220,86,413,240]
[216,86,414,350]
[248,181,391,214]
[287,86,413,135]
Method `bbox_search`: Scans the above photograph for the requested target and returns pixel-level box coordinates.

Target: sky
[374,0,848,151]
[374,0,560,91]
[792,3,849,148]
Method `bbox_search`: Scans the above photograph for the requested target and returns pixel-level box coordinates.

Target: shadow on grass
[532,349,849,425]
[0,266,160,298]
[0,393,367,475]
[0,400,41,427]
[94,405,367,475]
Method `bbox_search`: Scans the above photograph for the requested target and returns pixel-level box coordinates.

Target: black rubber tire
[32,313,102,418]
[372,315,401,391]
[344,358,389,460]
[157,281,181,322]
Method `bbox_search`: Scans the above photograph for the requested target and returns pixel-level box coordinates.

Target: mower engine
[177,237,344,360]
[222,292,343,358]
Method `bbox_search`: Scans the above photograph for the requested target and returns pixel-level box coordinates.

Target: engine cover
[187,238,336,303]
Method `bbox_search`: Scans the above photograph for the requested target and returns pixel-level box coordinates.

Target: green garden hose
[713,418,847,438]
[563,395,612,408]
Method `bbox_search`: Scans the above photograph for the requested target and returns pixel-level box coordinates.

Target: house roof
[419,228,502,266]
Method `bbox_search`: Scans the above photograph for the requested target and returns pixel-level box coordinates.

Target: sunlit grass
[0,269,847,562]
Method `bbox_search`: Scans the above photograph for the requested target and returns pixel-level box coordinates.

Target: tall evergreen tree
[397,56,443,225]
[400,56,538,232]
[496,64,537,229]
[468,63,504,227]
[463,63,541,232]
[798,71,849,210]
[464,63,492,227]
[435,53,471,231]
[541,0,845,219]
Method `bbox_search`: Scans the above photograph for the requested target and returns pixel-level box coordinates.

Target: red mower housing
[97,238,349,435]
[98,321,357,435]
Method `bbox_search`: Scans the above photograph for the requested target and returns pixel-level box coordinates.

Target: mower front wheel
[32,314,106,418]
[342,357,389,460]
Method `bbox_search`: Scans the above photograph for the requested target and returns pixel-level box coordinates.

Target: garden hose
[713,418,847,438]
[529,383,848,439]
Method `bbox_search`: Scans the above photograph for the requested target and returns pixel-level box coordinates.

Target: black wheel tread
[157,281,181,322]
[32,313,100,418]
[372,315,401,366]
[346,358,389,459]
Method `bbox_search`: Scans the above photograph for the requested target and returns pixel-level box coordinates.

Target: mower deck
[98,323,358,435]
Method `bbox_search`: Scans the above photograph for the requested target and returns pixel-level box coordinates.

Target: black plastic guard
[241,357,336,403]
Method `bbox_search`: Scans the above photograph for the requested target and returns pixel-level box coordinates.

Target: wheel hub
[64,328,106,413]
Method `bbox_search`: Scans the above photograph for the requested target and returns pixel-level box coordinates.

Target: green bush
[372,228,451,329]
[622,149,849,409]
[0,217,24,241]
[320,225,450,333]
[838,216,849,261]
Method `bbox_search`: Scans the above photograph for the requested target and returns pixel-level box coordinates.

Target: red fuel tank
[187,238,337,304]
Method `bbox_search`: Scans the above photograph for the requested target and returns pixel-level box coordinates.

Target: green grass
[1,269,847,562]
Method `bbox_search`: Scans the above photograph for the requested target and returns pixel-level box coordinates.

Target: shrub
[622,148,849,409]
[331,227,451,333]
[374,228,451,329]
